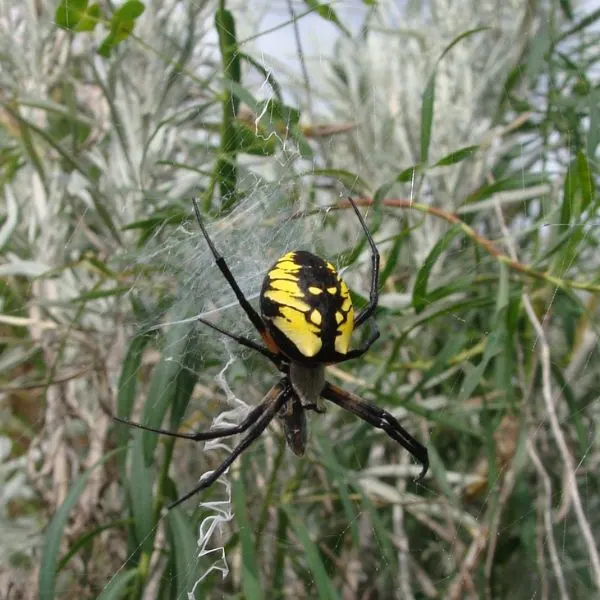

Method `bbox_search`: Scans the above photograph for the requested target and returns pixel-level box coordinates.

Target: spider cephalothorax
[115,198,429,509]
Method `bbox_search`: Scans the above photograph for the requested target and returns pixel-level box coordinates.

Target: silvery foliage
[320,0,534,267]
[0,0,216,558]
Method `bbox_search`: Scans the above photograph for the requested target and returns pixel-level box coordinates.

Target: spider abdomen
[260,251,354,363]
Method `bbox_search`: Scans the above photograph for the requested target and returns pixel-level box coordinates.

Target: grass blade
[233,468,264,600]
[39,448,123,600]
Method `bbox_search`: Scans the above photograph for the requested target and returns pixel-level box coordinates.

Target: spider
[115,197,428,509]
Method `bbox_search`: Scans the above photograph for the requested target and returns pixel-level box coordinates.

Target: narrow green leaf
[113,0,145,20]
[587,88,600,157]
[439,27,489,61]
[284,506,340,600]
[167,508,204,599]
[496,263,509,316]
[141,305,197,462]
[129,430,154,553]
[303,168,370,194]
[272,509,288,593]
[420,73,435,164]
[413,226,461,313]
[75,3,101,31]
[526,23,551,79]
[233,471,264,600]
[98,1,145,56]
[400,330,468,407]
[559,0,574,20]
[420,28,488,164]
[116,334,152,455]
[559,7,600,42]
[58,519,130,572]
[304,1,351,37]
[457,329,505,405]
[427,444,456,501]
[39,448,123,600]
[97,570,137,600]
[576,150,595,212]
[463,173,549,205]
[396,163,423,183]
[233,121,277,156]
[433,145,479,167]
[55,0,88,30]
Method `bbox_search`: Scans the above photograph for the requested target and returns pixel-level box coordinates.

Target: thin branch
[328,197,600,293]
[523,295,600,590]
[527,439,569,600]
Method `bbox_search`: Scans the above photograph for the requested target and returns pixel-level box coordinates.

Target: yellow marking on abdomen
[270,278,303,296]
[273,306,322,357]
[340,281,352,311]
[326,286,337,294]
[310,309,322,325]
[335,305,355,354]
[308,286,322,295]
[335,311,343,324]
[264,290,310,313]
[268,268,299,282]
[274,260,302,273]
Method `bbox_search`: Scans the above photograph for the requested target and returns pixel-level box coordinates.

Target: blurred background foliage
[1,0,599,598]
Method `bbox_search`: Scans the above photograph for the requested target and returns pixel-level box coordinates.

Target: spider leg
[168,381,289,509]
[192,198,279,354]
[197,317,282,367]
[321,382,428,481]
[114,401,267,442]
[347,197,380,329]
[334,319,380,363]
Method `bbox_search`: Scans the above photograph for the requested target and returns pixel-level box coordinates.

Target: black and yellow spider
[116,197,428,509]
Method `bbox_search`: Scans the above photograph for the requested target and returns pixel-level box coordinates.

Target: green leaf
[284,506,340,600]
[427,444,456,501]
[420,28,488,164]
[233,121,277,156]
[141,303,198,462]
[97,570,137,600]
[559,0,574,20]
[463,173,549,206]
[233,471,264,600]
[420,73,435,164]
[166,508,204,599]
[587,88,600,156]
[55,0,88,30]
[303,168,370,194]
[576,150,595,212]
[113,0,145,20]
[129,430,154,552]
[304,1,351,37]
[561,151,595,231]
[75,3,101,32]
[396,163,423,183]
[98,1,145,57]
[116,334,152,455]
[39,448,123,600]
[413,226,461,313]
[433,145,479,167]
[526,23,551,79]
[457,328,505,405]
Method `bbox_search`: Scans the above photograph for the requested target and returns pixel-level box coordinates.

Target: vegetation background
[1,0,599,598]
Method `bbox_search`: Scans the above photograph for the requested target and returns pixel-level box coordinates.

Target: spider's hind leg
[166,379,290,509]
[321,381,428,481]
